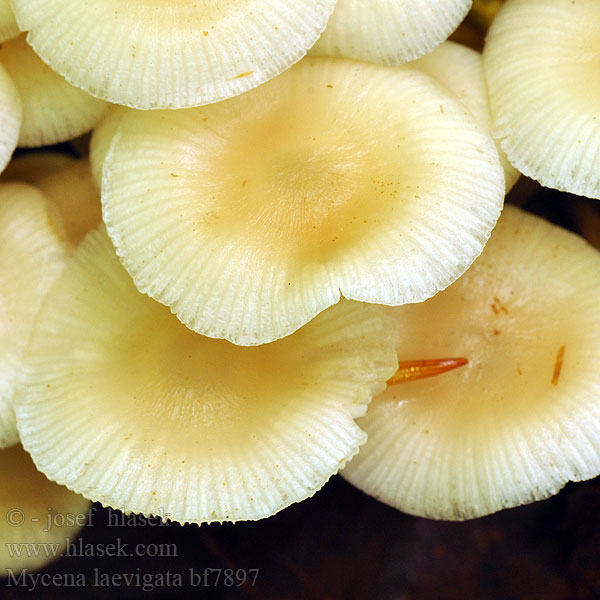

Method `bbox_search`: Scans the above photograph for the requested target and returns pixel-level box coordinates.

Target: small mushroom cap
[0,445,90,577]
[38,158,101,245]
[484,0,600,199]
[15,226,397,524]
[0,0,19,43]
[0,183,69,448]
[311,0,472,65]
[102,57,504,345]
[0,63,20,175]
[0,34,107,147]
[2,151,75,185]
[89,106,129,189]
[11,0,337,109]
[343,205,600,520]
[410,41,519,192]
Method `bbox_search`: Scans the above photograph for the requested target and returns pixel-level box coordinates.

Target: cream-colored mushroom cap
[411,41,519,192]
[0,183,69,448]
[0,0,19,43]
[15,226,397,524]
[89,106,129,189]
[0,35,107,147]
[2,152,75,185]
[0,63,20,175]
[0,445,91,577]
[343,206,600,520]
[311,0,472,65]
[38,158,101,245]
[484,0,600,199]
[11,0,338,109]
[102,57,504,346]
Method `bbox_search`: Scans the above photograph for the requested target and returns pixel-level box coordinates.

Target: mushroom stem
[387,357,468,385]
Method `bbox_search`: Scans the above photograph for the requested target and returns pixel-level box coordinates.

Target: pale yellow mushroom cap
[15,226,397,524]
[0,34,107,147]
[38,158,101,245]
[0,64,21,175]
[311,0,472,65]
[0,183,69,448]
[89,106,129,189]
[102,57,504,346]
[11,0,338,109]
[0,0,19,43]
[343,206,600,520]
[484,0,600,199]
[410,41,520,192]
[0,445,90,577]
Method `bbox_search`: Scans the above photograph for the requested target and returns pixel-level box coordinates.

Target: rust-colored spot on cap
[552,346,566,386]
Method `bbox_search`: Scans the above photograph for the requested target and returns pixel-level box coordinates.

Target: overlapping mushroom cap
[0,445,91,577]
[343,206,600,519]
[0,183,69,448]
[90,106,128,189]
[0,63,21,174]
[0,34,108,147]
[11,0,338,109]
[0,0,18,43]
[101,57,504,345]
[311,0,472,64]
[410,41,519,191]
[15,226,397,524]
[484,0,600,199]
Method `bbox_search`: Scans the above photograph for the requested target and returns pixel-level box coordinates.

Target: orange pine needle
[387,357,468,385]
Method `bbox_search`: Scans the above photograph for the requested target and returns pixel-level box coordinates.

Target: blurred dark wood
[5,475,600,599]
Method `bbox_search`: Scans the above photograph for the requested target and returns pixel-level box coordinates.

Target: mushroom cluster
[1,0,600,578]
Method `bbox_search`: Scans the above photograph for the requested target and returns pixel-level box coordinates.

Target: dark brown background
[3,465,600,599]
